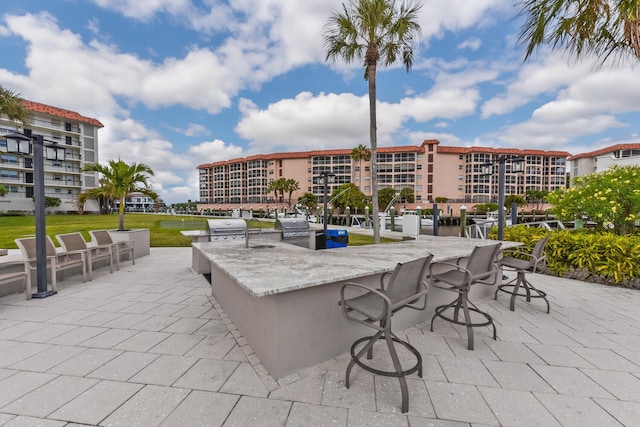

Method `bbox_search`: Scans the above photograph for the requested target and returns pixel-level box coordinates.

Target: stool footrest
[349,335,422,378]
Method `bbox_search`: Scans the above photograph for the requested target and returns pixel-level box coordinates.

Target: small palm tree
[351,144,371,192]
[519,0,640,63]
[325,0,422,243]
[80,159,156,230]
[284,178,300,206]
[0,85,30,124]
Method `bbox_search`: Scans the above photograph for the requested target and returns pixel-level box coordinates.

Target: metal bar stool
[339,255,432,413]
[429,243,502,350]
[497,235,550,313]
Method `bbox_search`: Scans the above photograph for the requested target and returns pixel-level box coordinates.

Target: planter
[109,228,150,259]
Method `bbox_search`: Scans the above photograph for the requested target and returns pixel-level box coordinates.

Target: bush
[497,226,640,288]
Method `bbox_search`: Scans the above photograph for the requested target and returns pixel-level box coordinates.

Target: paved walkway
[1,247,639,426]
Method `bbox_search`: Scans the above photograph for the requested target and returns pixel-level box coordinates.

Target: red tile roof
[567,143,640,160]
[21,100,104,128]
[196,141,571,170]
[436,146,571,157]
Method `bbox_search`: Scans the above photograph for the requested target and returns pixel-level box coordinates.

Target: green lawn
[0,213,393,248]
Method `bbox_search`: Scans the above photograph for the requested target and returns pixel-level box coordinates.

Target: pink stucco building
[196,140,571,214]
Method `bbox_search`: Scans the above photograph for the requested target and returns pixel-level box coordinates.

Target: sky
[1,0,639,204]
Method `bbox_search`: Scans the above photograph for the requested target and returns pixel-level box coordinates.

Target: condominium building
[0,100,103,213]
[196,140,570,212]
[568,142,640,180]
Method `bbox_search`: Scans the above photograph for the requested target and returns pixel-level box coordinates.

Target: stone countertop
[194,236,517,297]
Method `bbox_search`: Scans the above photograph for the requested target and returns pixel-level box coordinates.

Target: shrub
[497,226,640,288]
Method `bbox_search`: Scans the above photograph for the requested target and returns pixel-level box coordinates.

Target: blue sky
[1,0,639,204]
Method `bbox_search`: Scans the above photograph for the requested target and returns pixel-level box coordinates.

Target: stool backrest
[386,254,432,304]
[466,243,502,280]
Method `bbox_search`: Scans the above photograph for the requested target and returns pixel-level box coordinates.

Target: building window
[0,169,18,179]
[0,154,18,164]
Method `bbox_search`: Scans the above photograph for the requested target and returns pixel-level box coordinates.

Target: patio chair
[0,260,31,300]
[89,230,134,270]
[339,254,432,413]
[429,243,502,351]
[15,236,87,292]
[496,235,550,313]
[56,232,113,280]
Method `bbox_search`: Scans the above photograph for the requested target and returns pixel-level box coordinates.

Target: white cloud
[236,92,370,153]
[481,52,594,118]
[457,37,482,51]
[491,114,626,148]
[407,131,463,147]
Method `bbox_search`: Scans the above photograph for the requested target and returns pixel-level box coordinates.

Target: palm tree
[284,178,300,206]
[267,178,286,203]
[80,159,156,230]
[0,85,30,124]
[0,185,8,197]
[325,0,422,243]
[76,177,116,214]
[519,0,640,63]
[350,144,371,191]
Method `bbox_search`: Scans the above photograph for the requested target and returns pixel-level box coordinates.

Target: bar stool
[497,235,550,313]
[339,255,432,413]
[429,243,502,350]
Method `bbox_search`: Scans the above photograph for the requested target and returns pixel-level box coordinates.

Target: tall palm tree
[0,85,30,124]
[351,144,371,192]
[325,0,422,243]
[519,0,640,63]
[81,159,156,230]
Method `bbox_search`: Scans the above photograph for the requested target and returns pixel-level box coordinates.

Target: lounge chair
[56,232,113,280]
[89,230,135,270]
[0,259,31,299]
[15,236,87,293]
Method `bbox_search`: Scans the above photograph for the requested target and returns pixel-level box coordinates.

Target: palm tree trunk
[119,196,126,231]
[368,62,380,244]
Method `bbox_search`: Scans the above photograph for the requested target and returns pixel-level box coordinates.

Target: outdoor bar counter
[192,236,515,378]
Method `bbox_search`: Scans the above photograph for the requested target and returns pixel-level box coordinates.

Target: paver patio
[0,247,639,426]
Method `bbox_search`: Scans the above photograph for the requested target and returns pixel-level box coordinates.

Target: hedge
[493,226,640,288]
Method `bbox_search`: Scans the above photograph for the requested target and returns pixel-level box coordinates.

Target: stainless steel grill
[275,218,310,248]
[206,219,247,242]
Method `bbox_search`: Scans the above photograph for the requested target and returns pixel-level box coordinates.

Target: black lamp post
[5,133,55,298]
[319,171,335,236]
[481,155,524,240]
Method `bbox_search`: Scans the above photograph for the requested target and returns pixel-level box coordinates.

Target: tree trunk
[368,62,380,244]
[118,196,125,231]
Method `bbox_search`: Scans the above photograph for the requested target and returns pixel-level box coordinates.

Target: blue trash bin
[326,229,348,249]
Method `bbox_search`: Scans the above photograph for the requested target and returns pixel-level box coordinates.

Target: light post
[481,155,524,240]
[6,133,54,298]
[319,171,335,236]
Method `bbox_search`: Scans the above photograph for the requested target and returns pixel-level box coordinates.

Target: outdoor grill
[206,219,247,243]
[275,217,310,248]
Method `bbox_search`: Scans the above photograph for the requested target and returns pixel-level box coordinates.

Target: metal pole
[497,156,506,241]
[32,135,55,298]
[432,203,439,236]
[323,173,328,236]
